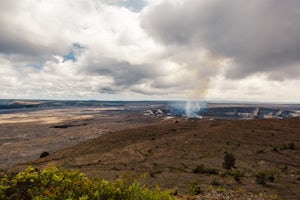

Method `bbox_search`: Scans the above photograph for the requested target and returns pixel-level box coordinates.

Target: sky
[0,0,300,102]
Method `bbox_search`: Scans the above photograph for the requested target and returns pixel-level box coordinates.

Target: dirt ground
[0,108,162,169]
[6,116,300,199]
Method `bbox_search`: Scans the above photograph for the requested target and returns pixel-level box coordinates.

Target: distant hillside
[0,99,126,110]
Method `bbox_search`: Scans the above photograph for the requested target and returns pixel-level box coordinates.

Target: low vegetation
[192,164,219,175]
[222,152,236,172]
[231,170,245,183]
[0,166,280,200]
[188,180,202,195]
[254,170,276,185]
[0,166,173,200]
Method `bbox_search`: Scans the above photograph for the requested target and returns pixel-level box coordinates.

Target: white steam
[185,101,202,118]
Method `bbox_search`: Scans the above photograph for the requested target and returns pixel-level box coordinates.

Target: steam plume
[185,101,202,118]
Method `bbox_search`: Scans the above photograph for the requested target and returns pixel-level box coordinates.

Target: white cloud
[0,0,299,101]
[207,74,300,102]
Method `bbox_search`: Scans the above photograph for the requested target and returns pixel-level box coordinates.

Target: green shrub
[222,152,236,171]
[256,149,264,154]
[279,142,295,151]
[188,181,202,195]
[168,163,188,173]
[0,166,174,200]
[210,180,220,186]
[192,165,218,175]
[254,171,275,185]
[231,171,245,183]
[149,169,162,178]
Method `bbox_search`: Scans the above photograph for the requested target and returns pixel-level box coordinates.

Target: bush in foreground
[0,166,173,200]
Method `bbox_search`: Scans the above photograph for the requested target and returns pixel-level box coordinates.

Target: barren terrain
[6,116,300,199]
[0,108,162,169]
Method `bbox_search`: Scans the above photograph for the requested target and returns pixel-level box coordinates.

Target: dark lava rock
[51,124,71,129]
[51,123,87,129]
[40,152,50,158]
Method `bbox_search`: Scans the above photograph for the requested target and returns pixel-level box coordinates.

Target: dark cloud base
[142,0,300,80]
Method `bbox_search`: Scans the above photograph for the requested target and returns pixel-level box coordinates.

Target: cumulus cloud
[142,0,300,79]
[0,0,209,99]
[0,0,299,101]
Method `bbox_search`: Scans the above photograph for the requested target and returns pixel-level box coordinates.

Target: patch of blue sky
[119,0,147,12]
[63,52,77,62]
[63,43,84,63]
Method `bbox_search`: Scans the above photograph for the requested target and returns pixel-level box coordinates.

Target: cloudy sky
[0,0,299,102]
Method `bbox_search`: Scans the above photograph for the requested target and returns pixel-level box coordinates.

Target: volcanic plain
[0,103,300,199]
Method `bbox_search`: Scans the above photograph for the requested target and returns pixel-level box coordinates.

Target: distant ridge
[0,99,299,119]
[8,100,43,106]
[0,99,125,110]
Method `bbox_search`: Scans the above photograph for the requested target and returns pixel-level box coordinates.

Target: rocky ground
[0,108,162,169]
[5,116,300,199]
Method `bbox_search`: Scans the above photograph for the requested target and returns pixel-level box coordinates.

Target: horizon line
[1,98,299,104]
